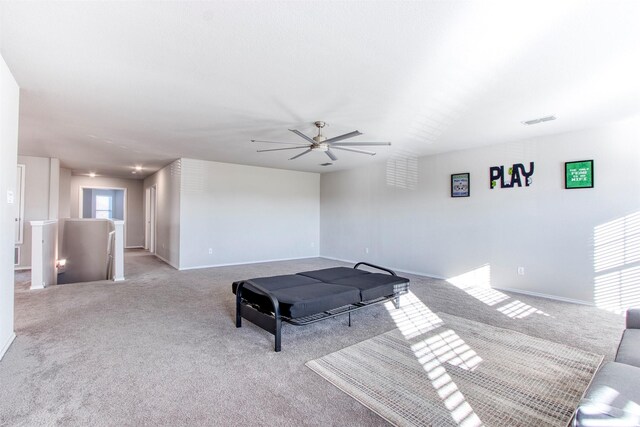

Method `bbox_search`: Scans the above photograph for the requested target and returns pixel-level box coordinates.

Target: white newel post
[30,221,44,290]
[30,220,58,290]
[112,220,125,281]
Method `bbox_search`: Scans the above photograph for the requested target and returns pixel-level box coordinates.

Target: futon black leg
[235,286,242,328]
[274,317,281,352]
[348,311,351,327]
[393,294,401,309]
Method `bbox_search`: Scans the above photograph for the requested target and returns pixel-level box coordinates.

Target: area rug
[306,312,602,427]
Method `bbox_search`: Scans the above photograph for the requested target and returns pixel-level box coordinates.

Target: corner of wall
[0,52,19,360]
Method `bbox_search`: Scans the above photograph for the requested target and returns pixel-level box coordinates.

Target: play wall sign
[490,162,535,189]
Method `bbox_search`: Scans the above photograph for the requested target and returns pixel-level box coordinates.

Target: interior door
[145,188,150,250]
[149,185,156,254]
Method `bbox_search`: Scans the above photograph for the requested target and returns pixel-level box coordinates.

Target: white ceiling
[1,1,640,178]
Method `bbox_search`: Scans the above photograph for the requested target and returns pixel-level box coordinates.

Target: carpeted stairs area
[0,250,624,426]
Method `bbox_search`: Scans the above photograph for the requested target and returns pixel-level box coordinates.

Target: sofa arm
[626,309,640,329]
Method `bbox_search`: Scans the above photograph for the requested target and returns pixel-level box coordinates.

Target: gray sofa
[574,308,640,426]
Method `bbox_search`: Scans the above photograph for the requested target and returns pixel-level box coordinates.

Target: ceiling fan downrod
[313,121,326,143]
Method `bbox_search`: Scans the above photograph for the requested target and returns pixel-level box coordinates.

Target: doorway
[79,186,127,243]
[145,185,156,254]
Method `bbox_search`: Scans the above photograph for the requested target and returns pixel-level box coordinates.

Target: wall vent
[319,163,333,167]
[14,247,20,266]
[522,115,556,125]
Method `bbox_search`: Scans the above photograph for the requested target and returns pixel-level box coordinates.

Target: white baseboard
[319,255,446,280]
[320,256,593,306]
[153,253,179,270]
[14,266,31,271]
[179,255,319,271]
[0,332,16,362]
[125,246,144,249]
[493,286,594,306]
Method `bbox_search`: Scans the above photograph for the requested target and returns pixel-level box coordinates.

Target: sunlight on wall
[594,212,640,313]
[386,150,418,190]
[385,292,484,426]
[447,265,548,319]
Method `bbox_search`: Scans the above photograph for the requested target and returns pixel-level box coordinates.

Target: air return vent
[14,247,20,266]
[319,163,333,167]
[522,115,556,125]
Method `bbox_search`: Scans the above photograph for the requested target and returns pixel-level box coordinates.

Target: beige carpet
[2,252,623,426]
[307,312,603,427]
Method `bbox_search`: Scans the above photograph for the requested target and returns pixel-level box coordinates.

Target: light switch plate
[7,190,14,204]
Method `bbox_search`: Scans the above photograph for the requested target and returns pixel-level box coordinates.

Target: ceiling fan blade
[289,148,313,160]
[326,149,338,161]
[257,146,309,153]
[330,142,391,146]
[252,139,309,146]
[332,146,376,156]
[288,129,316,144]
[323,130,362,144]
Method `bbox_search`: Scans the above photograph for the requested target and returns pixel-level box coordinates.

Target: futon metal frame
[235,262,409,352]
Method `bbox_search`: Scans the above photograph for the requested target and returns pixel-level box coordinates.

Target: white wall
[178,158,319,269]
[70,175,144,247]
[0,53,19,360]
[144,160,181,268]
[58,167,71,219]
[321,117,640,305]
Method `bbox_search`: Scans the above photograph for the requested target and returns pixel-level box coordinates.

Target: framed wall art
[565,160,594,189]
[451,173,470,197]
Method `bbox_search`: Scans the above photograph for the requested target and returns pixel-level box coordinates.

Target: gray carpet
[307,312,603,427]
[0,250,625,426]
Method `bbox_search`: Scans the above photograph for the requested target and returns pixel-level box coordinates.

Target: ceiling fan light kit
[253,121,391,161]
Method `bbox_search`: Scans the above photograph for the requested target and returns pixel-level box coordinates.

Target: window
[81,187,125,220]
[95,195,113,219]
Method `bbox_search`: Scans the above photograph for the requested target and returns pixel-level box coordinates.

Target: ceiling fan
[252,121,391,161]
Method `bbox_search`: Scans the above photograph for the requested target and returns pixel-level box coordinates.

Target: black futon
[233,262,410,351]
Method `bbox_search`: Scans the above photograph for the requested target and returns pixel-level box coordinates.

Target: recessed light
[89,172,96,178]
[522,115,556,125]
[135,165,142,171]
[131,171,137,175]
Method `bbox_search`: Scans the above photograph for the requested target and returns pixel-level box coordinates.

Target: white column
[30,220,57,289]
[30,221,44,290]
[112,220,125,281]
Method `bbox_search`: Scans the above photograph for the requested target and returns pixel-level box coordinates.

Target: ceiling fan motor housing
[313,121,326,142]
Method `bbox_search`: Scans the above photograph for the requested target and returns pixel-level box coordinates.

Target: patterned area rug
[307,312,602,427]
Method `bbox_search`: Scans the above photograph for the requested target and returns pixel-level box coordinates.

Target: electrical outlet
[208,248,213,255]
[311,242,315,248]
[517,267,525,275]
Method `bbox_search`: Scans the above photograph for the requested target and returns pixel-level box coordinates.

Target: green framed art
[565,160,594,189]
